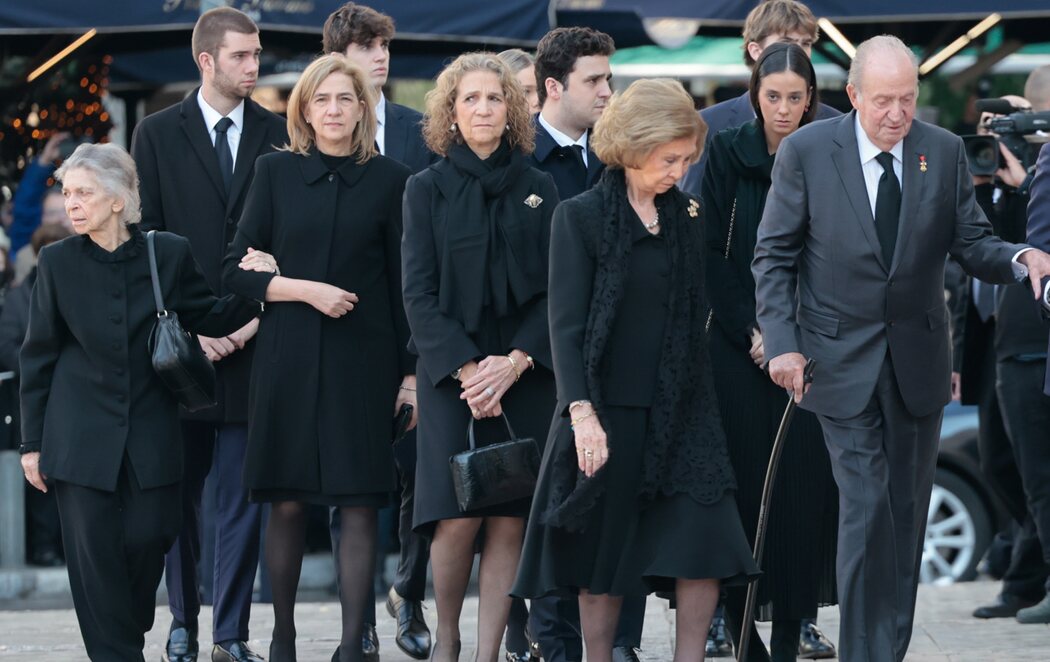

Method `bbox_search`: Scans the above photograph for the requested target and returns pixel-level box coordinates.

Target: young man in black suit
[130,8,287,662]
[322,5,435,661]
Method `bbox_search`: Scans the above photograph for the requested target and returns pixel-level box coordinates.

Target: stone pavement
[0,579,1048,660]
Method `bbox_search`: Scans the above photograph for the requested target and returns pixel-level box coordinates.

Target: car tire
[922,468,993,584]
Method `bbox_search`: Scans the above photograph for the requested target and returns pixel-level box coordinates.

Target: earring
[449,123,458,133]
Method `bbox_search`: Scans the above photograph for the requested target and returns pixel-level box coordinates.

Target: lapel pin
[524,194,543,208]
[919,154,927,173]
[687,199,700,217]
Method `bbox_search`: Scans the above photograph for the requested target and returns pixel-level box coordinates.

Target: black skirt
[512,405,760,598]
[250,489,391,508]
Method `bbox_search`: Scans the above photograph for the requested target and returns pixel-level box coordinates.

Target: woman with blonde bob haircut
[222,52,416,662]
[402,51,559,661]
[513,78,758,662]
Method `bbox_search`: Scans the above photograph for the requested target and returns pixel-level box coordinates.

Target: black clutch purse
[449,413,540,512]
[145,230,217,412]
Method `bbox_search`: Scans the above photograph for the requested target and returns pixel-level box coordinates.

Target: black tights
[266,501,377,662]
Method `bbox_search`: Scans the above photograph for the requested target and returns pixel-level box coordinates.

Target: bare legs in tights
[430,516,524,662]
[266,501,377,662]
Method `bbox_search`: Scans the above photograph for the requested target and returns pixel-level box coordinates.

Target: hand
[996,142,1028,189]
[1019,249,1050,299]
[571,408,608,477]
[199,335,237,361]
[21,452,47,493]
[239,247,279,274]
[768,351,810,404]
[306,282,358,318]
[951,371,962,402]
[395,375,419,431]
[39,132,70,165]
[749,328,765,367]
[226,318,259,350]
[460,354,518,416]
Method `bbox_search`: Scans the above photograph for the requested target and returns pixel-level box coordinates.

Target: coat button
[888,320,895,327]
[328,174,335,182]
[227,217,235,225]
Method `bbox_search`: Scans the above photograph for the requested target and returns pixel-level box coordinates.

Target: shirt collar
[854,112,903,165]
[375,92,387,128]
[197,89,245,133]
[537,111,588,153]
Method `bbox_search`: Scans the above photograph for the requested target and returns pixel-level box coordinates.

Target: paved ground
[1,579,1048,660]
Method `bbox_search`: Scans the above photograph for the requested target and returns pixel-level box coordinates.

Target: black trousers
[55,460,181,661]
[25,479,62,557]
[997,358,1050,593]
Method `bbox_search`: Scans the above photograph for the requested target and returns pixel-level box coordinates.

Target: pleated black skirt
[512,405,760,599]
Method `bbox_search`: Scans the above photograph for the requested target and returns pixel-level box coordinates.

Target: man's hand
[21,452,47,493]
[997,142,1028,189]
[226,318,259,350]
[39,132,70,166]
[199,335,237,362]
[768,351,810,403]
[1019,249,1050,299]
[749,329,765,367]
[951,371,962,402]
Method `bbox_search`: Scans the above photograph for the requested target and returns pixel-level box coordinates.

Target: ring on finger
[484,386,496,397]
[584,449,593,457]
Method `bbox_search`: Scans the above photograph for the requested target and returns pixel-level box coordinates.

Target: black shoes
[705,613,734,657]
[973,593,1040,619]
[387,586,432,660]
[164,625,199,662]
[362,624,380,662]
[1016,595,1050,624]
[612,646,641,662]
[798,619,837,660]
[211,641,264,662]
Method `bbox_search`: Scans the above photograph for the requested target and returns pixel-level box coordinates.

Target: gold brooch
[687,199,700,218]
[524,194,543,208]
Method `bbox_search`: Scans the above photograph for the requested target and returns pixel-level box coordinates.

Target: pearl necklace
[643,210,660,231]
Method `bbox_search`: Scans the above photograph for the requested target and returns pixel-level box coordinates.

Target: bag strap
[145,230,167,316]
[705,198,737,333]
[466,412,518,450]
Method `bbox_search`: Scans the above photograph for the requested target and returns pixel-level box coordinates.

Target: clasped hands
[458,351,526,420]
[198,247,281,361]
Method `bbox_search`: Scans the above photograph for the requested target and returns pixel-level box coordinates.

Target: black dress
[223,148,413,506]
[702,120,838,618]
[513,185,758,598]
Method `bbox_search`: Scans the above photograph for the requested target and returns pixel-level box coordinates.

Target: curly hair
[322,2,394,54]
[534,27,615,108]
[422,52,534,157]
[591,79,705,170]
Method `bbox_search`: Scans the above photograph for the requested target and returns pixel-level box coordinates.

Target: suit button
[888,320,895,327]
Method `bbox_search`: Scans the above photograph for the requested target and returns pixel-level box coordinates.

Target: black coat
[529,117,604,201]
[131,91,288,423]
[222,149,413,496]
[384,101,435,174]
[0,270,32,372]
[20,228,259,492]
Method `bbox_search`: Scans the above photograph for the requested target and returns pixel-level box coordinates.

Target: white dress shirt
[375,92,387,156]
[197,90,244,171]
[538,112,590,167]
[854,114,903,218]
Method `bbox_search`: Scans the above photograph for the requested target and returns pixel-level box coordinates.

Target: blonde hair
[55,143,142,225]
[591,79,705,169]
[285,54,377,163]
[422,52,535,157]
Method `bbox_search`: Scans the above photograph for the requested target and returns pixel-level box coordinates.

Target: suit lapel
[384,103,408,164]
[179,92,227,202]
[227,99,268,214]
[890,123,928,275]
[830,111,889,272]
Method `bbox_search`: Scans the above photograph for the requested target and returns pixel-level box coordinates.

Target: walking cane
[736,358,816,662]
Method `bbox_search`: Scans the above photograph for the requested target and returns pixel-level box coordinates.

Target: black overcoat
[131,91,288,423]
[222,149,413,496]
[20,228,259,492]
[385,101,436,174]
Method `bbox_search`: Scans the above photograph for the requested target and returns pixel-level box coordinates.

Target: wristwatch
[451,367,462,381]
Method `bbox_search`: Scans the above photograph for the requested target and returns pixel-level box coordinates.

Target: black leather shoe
[612,646,641,662]
[362,624,380,662]
[705,614,733,658]
[504,651,532,662]
[798,620,836,659]
[1016,595,1050,624]
[387,586,432,659]
[164,625,198,662]
[973,593,1040,619]
[212,641,264,662]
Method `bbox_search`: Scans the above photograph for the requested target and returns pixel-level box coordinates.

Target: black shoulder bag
[449,413,540,512]
[145,230,217,412]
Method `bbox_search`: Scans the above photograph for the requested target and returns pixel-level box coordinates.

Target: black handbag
[449,413,540,512]
[145,230,217,412]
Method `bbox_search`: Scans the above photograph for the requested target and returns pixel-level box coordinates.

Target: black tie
[874,151,901,265]
[214,117,234,193]
[569,145,587,188]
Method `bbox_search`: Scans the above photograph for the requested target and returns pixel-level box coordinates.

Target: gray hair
[1024,64,1050,112]
[54,143,142,225]
[497,48,534,74]
[847,35,918,95]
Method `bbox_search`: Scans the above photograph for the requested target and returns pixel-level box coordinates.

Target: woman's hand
[571,406,608,477]
[395,375,419,431]
[749,328,765,367]
[21,452,47,493]
[239,247,279,274]
[460,354,518,416]
[305,282,359,318]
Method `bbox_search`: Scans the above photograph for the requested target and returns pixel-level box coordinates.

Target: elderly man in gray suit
[753,35,1050,661]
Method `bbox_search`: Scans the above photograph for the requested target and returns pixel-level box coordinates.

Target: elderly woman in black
[18,143,262,659]
[401,52,558,662]
[512,79,759,662]
[222,54,413,662]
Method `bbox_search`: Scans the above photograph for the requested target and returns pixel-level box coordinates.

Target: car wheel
[921,468,993,585]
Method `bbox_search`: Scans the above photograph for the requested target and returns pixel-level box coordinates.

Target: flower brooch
[524,194,543,208]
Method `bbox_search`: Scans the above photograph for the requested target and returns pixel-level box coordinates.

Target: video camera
[961,98,1050,177]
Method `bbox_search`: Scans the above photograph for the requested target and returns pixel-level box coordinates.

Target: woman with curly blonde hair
[401,52,559,661]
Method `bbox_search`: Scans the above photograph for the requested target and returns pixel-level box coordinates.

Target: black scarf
[541,169,737,531]
[438,139,539,333]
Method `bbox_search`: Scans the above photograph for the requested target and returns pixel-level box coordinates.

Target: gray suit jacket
[752,111,1024,419]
